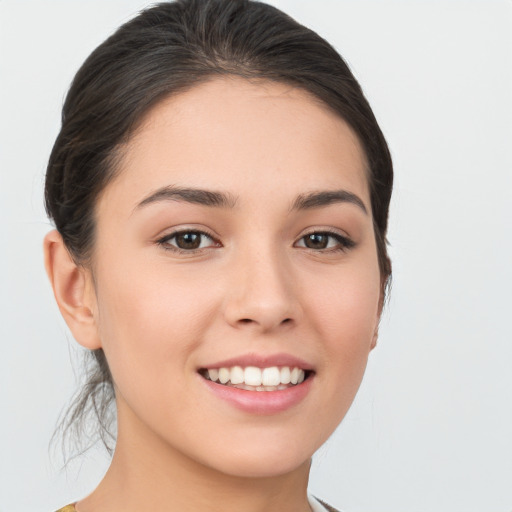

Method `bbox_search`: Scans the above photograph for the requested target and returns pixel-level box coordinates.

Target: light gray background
[1,1,511,511]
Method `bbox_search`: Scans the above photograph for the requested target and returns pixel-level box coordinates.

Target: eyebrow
[136,185,238,210]
[291,190,368,214]
[135,185,367,215]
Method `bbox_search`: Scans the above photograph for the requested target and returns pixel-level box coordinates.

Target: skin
[45,77,383,512]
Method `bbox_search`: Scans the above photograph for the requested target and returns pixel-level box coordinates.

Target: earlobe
[371,274,389,351]
[370,327,379,351]
[43,230,102,350]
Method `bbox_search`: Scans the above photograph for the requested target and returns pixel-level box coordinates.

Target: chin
[196,437,316,479]
[211,453,311,479]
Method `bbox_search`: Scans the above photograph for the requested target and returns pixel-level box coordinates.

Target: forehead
[101,77,369,212]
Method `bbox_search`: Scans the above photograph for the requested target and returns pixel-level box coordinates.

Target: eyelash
[296,230,356,252]
[156,229,355,254]
[156,229,220,254]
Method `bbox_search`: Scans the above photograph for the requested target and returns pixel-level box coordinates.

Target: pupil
[305,233,328,249]
[177,232,201,249]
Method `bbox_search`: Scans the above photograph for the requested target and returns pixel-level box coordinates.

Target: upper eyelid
[298,227,352,240]
[157,227,218,241]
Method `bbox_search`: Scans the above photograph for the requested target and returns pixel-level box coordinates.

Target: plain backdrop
[1,1,511,511]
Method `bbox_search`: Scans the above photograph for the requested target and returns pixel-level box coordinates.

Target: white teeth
[203,365,310,389]
[244,366,262,386]
[218,367,230,384]
[230,366,244,385]
[280,367,291,384]
[262,367,280,386]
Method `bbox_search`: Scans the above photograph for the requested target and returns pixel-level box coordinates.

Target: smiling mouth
[199,366,313,392]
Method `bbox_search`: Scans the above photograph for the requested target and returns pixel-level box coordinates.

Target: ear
[43,229,102,350]
[370,325,379,351]
[370,274,388,351]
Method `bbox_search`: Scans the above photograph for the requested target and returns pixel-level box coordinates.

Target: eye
[295,231,355,252]
[157,230,219,252]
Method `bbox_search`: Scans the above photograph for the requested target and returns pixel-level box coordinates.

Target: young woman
[43,1,393,511]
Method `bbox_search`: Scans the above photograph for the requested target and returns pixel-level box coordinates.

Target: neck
[76,403,312,512]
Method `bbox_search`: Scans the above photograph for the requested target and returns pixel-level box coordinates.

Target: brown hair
[45,0,393,460]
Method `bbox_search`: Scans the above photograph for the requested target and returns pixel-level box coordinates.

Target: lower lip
[200,374,314,414]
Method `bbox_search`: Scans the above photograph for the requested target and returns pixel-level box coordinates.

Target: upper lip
[199,353,314,371]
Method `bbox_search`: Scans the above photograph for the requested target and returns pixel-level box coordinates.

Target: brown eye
[175,232,202,249]
[295,231,355,252]
[158,230,218,252]
[304,233,330,249]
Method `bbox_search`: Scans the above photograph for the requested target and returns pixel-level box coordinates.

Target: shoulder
[56,499,341,512]
[55,505,76,512]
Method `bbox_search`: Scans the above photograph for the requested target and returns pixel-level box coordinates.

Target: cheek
[92,257,220,390]
[304,255,381,390]
[310,265,380,344]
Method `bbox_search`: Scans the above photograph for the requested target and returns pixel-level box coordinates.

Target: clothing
[55,495,341,512]
[309,495,342,512]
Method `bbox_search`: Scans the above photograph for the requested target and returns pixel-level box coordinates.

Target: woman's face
[86,77,382,478]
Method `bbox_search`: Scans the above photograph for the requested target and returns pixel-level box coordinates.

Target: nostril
[238,317,292,325]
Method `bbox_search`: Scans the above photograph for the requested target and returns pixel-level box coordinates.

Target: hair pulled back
[45,0,393,458]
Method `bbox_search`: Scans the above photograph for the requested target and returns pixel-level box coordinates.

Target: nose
[222,246,301,333]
